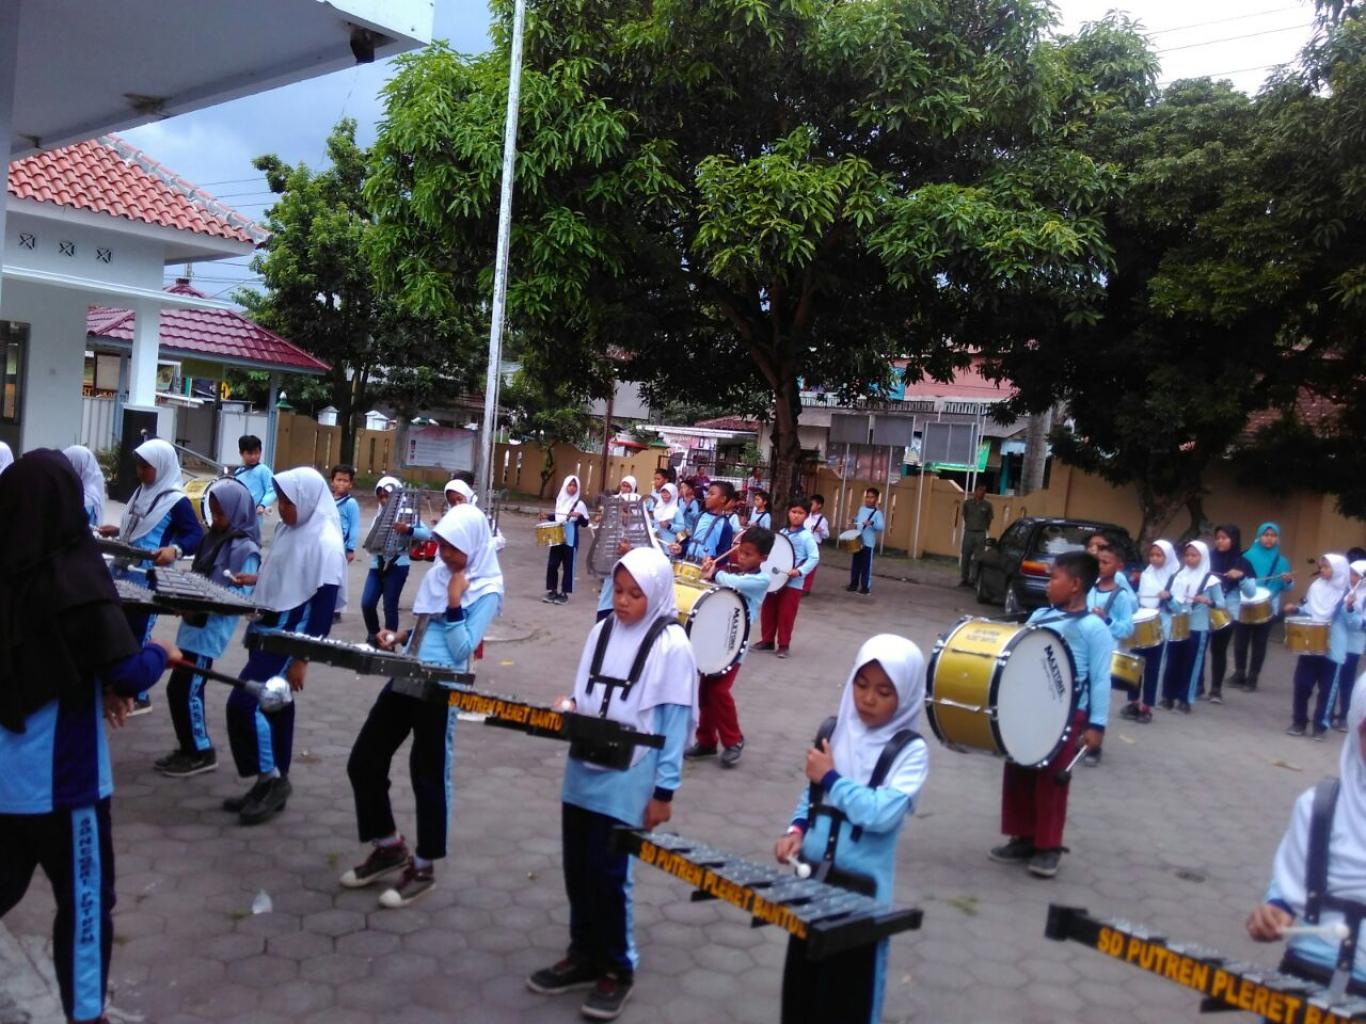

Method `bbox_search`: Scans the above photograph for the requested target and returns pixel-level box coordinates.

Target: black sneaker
[1313,728,1329,742]
[1083,749,1101,767]
[581,973,634,1021]
[1136,708,1153,724]
[1118,702,1141,721]
[222,778,271,813]
[378,859,435,908]
[526,957,598,995]
[776,647,790,658]
[1209,691,1224,705]
[720,739,745,768]
[859,587,871,595]
[238,776,291,825]
[683,743,717,760]
[1028,849,1062,878]
[988,837,1035,864]
[542,591,558,604]
[1158,699,1174,711]
[1334,718,1349,733]
[1177,700,1192,714]
[128,696,153,717]
[553,592,570,605]
[154,749,182,770]
[1285,724,1307,737]
[339,840,410,888]
[155,749,217,778]
[751,641,775,652]
[845,584,858,592]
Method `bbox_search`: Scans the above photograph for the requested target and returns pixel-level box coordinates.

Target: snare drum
[1167,611,1191,642]
[837,529,864,554]
[673,561,705,583]
[1285,616,1330,655]
[1209,607,1232,632]
[184,478,214,526]
[1110,651,1145,691]
[760,532,796,594]
[926,617,1078,767]
[536,521,566,546]
[1239,587,1273,625]
[674,580,749,675]
[1128,609,1164,649]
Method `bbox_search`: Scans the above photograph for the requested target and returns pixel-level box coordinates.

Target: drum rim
[760,532,797,593]
[680,585,750,674]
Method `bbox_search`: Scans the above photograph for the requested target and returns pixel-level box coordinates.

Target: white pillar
[127,300,160,408]
[0,2,21,309]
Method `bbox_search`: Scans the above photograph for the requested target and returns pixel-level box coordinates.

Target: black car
[974,516,1140,615]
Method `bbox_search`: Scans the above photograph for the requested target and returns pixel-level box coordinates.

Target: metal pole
[478,0,528,503]
[837,442,850,536]
[912,466,926,560]
[599,383,614,495]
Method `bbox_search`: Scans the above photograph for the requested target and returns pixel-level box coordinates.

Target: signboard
[404,426,475,470]
[871,414,915,448]
[921,421,978,467]
[829,413,871,446]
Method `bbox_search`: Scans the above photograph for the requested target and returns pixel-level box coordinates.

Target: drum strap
[585,615,676,718]
[1099,587,1121,617]
[807,716,922,859]
[1305,776,1341,926]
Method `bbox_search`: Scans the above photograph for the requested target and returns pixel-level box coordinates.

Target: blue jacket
[1028,607,1114,730]
[336,495,361,553]
[686,511,731,563]
[234,463,277,510]
[176,553,259,659]
[854,506,884,549]
[1088,581,1137,643]
[780,526,820,591]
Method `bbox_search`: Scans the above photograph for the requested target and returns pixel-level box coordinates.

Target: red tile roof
[88,281,328,374]
[1242,392,1343,439]
[695,416,761,432]
[9,135,261,244]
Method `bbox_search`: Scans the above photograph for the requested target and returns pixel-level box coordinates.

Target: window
[1031,523,1097,558]
[0,322,26,425]
[1000,520,1030,559]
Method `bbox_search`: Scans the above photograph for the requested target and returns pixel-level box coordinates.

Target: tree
[245,119,480,461]
[367,0,1120,502]
[501,362,591,497]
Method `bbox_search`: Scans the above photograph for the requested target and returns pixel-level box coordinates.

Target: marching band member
[223,468,345,826]
[342,505,503,908]
[445,477,507,551]
[677,482,733,565]
[594,477,642,623]
[361,476,430,643]
[527,547,697,1021]
[330,464,360,620]
[1121,540,1179,724]
[1207,525,1256,703]
[1234,522,1295,692]
[677,479,701,539]
[1085,544,1135,765]
[651,482,684,549]
[545,475,590,605]
[234,434,276,520]
[754,498,819,658]
[1334,560,1366,730]
[1284,554,1354,739]
[1166,541,1225,709]
[61,445,105,528]
[773,634,929,1024]
[749,489,772,531]
[847,488,884,595]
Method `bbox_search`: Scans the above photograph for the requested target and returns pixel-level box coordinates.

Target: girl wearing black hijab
[1207,524,1257,703]
[0,450,175,1024]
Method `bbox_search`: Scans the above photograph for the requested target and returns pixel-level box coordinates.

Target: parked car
[975,516,1141,615]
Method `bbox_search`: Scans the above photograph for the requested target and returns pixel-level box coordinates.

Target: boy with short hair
[989,551,1113,878]
[1084,545,1135,766]
[755,500,820,658]
[234,435,276,517]
[804,494,830,593]
[847,487,884,595]
[685,527,775,768]
[677,482,733,565]
[331,464,361,564]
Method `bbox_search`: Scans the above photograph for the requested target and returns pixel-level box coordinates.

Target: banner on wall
[403,425,475,470]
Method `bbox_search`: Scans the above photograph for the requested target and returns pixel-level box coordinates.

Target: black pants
[1234,620,1272,682]
[1209,627,1233,692]
[167,651,214,754]
[0,800,115,1022]
[546,543,576,595]
[849,547,873,590]
[562,802,633,978]
[347,683,455,861]
[781,934,875,1024]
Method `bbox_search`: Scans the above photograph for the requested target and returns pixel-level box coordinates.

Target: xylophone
[95,534,160,563]
[145,567,258,617]
[613,829,923,961]
[1046,904,1366,1023]
[245,631,665,769]
[114,578,160,613]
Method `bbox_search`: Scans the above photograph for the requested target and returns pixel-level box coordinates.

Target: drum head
[760,533,796,593]
[686,586,749,675]
[995,627,1077,767]
[1247,587,1271,605]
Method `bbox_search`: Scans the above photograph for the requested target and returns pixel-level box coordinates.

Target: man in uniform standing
[960,482,993,587]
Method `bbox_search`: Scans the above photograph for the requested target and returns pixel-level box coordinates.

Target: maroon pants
[696,664,743,748]
[1000,710,1085,851]
[760,587,803,649]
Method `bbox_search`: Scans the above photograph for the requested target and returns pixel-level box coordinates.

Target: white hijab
[1304,553,1351,621]
[444,479,477,506]
[0,442,11,475]
[1172,540,1215,604]
[62,445,105,524]
[412,505,505,615]
[1138,540,1178,609]
[120,439,185,541]
[619,475,638,496]
[571,547,699,768]
[555,475,585,520]
[1350,561,1366,607]
[1270,682,1366,964]
[252,467,346,612]
[652,483,678,525]
[830,634,928,785]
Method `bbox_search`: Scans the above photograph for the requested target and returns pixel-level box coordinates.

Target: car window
[1031,523,1096,557]
[1001,521,1029,558]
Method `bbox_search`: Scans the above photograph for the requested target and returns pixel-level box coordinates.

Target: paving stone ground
[2,505,1342,1023]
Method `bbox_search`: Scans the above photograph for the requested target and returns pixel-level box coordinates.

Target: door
[982,519,1029,600]
[0,322,27,452]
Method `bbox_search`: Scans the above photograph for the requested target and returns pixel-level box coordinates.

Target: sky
[122,0,1321,301]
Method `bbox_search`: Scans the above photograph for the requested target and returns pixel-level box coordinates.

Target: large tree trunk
[1136,484,1196,549]
[334,371,357,465]
[1021,407,1053,495]
[769,373,803,506]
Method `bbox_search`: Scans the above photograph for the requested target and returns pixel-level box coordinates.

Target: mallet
[169,659,293,714]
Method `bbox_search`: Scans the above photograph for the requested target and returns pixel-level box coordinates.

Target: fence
[80,396,117,452]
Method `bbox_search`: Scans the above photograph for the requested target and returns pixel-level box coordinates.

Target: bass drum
[184,478,215,526]
[760,532,796,593]
[926,617,1078,767]
[674,580,749,676]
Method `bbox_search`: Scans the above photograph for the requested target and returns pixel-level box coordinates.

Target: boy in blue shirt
[990,551,1113,878]
[675,481,733,566]
[233,434,275,518]
[685,526,775,768]
[331,464,361,562]
[847,487,885,595]
[755,499,820,658]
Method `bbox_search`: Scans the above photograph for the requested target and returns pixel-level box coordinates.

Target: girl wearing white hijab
[1162,540,1225,710]
[527,547,697,1016]
[360,475,431,643]
[651,482,684,548]
[543,474,589,604]
[61,444,105,527]
[1285,554,1354,738]
[1332,560,1366,731]
[343,505,504,908]
[1126,540,1178,722]
[1249,681,1366,992]
[224,467,345,826]
[594,477,643,621]
[773,634,929,1024]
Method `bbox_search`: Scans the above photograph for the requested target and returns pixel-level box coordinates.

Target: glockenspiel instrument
[145,567,258,617]
[95,534,160,563]
[114,578,160,613]
[1045,904,1366,1022]
[613,829,923,961]
[245,631,665,768]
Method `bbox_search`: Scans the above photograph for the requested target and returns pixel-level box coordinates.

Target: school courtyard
[0,508,1337,1024]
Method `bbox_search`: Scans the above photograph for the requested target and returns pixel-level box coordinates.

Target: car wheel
[976,573,993,605]
[1003,581,1022,618]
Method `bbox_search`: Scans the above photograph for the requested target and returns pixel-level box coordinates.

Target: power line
[197,175,266,187]
[1157,22,1314,55]
[1158,59,1293,84]
[1147,6,1300,36]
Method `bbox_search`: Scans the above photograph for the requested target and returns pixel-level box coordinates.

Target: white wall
[0,276,89,450]
[5,208,165,292]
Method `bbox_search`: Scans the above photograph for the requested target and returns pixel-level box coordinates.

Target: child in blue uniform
[1335,560,1366,731]
[1124,540,1178,723]
[677,481,733,567]
[224,468,346,826]
[62,445,105,528]
[233,434,275,518]
[1285,554,1356,738]
[1161,541,1225,712]
[361,476,430,643]
[544,475,590,604]
[343,505,503,908]
[331,464,361,563]
[755,499,820,658]
[748,488,772,530]
[847,487,885,594]
[527,548,697,1020]
[0,450,175,1024]
[1207,525,1257,703]
[773,634,929,1024]
[1085,544,1135,765]
[1235,522,1296,692]
[154,478,259,778]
